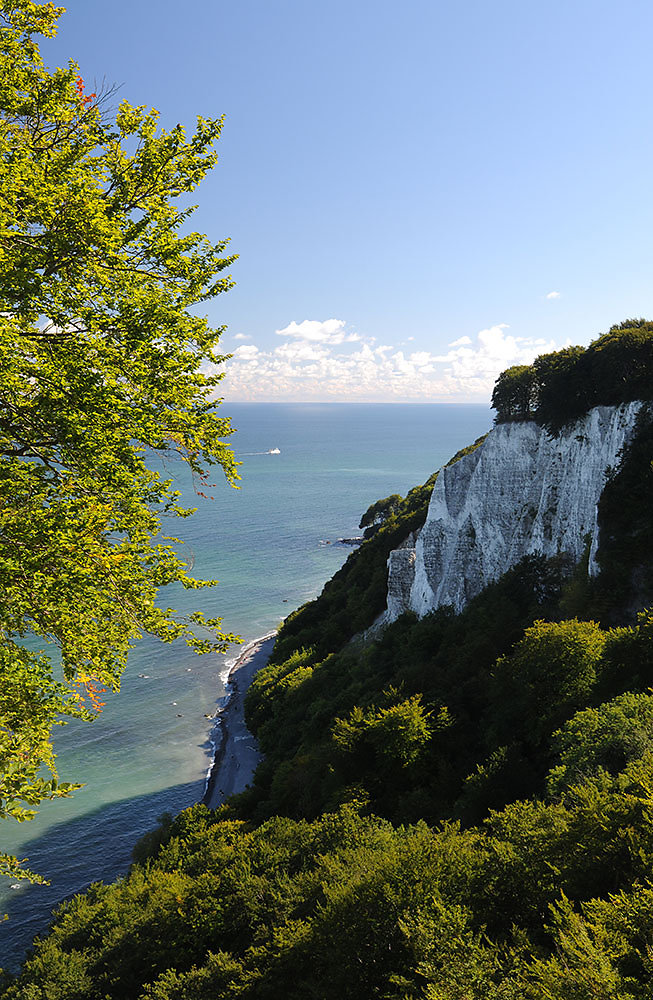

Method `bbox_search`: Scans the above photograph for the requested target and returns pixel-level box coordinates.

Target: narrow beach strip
[202,632,277,809]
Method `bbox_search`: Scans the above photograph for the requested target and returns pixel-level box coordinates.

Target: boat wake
[239,448,281,456]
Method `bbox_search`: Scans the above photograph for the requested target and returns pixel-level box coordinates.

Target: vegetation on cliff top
[491,318,653,433]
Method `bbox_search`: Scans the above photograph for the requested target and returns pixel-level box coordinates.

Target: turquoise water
[0,403,492,968]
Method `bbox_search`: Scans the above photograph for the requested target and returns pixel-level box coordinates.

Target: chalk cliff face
[384,402,643,622]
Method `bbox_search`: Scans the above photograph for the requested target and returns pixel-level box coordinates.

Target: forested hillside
[5,323,653,998]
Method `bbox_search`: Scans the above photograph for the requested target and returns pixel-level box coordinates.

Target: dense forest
[5,323,653,997]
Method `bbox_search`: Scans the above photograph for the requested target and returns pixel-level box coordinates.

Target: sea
[0,402,492,969]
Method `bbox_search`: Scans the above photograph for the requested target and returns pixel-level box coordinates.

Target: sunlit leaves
[0,0,239,874]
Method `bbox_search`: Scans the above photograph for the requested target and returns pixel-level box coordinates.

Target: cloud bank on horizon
[217,319,559,403]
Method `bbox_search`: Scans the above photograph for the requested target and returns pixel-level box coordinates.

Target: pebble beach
[203,634,277,809]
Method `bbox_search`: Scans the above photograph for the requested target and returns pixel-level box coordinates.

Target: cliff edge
[384,401,643,621]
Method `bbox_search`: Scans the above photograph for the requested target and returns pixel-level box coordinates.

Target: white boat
[267,447,281,454]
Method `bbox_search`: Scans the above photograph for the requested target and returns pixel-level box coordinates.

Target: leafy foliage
[489,363,537,422]
[547,690,653,796]
[490,619,607,750]
[10,742,653,999]
[0,1,237,872]
[242,554,570,824]
[358,493,403,538]
[491,319,653,433]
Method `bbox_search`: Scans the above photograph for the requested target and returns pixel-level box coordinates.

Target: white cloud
[432,325,556,384]
[408,351,436,368]
[275,340,328,362]
[275,319,359,345]
[233,333,250,341]
[233,344,259,361]
[216,319,559,403]
[546,291,561,300]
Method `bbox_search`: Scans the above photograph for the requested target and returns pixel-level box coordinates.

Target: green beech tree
[0,0,238,878]
[358,494,402,537]
[490,364,537,422]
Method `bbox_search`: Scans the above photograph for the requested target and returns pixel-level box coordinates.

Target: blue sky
[48,0,653,402]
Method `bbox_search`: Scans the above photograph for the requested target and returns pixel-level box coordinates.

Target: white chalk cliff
[384,402,643,622]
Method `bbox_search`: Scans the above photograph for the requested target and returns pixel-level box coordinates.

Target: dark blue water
[0,403,491,968]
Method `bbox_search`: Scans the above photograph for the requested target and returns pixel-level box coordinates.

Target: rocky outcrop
[384,402,643,622]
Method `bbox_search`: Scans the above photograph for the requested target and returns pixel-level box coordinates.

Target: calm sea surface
[0,402,491,968]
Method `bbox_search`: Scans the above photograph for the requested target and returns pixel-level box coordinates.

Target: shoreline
[202,632,277,809]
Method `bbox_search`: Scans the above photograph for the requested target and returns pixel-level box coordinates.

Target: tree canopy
[358,494,403,538]
[0,0,238,878]
[491,319,653,432]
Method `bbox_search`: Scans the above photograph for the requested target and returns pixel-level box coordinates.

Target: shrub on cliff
[359,493,403,538]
